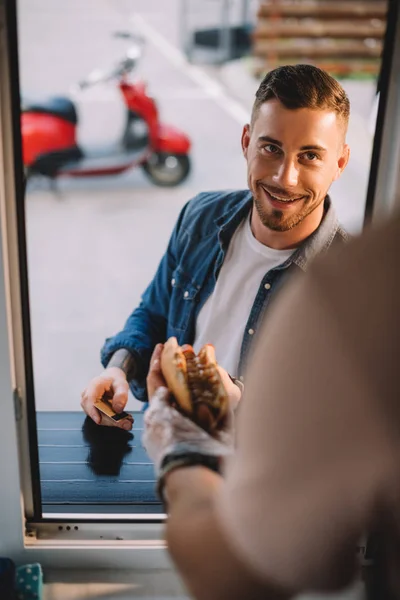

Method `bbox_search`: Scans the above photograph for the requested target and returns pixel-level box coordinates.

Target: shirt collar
[215,193,342,272]
[289,196,342,271]
[214,190,253,247]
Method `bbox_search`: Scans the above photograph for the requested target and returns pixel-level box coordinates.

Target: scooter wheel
[142,153,191,187]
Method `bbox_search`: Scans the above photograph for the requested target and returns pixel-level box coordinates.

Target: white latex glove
[142,386,234,476]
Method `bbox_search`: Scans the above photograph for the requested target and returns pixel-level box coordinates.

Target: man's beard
[254,194,322,232]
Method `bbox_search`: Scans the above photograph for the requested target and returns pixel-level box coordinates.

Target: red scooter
[21,34,191,187]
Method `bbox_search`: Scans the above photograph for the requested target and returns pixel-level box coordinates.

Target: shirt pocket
[168,266,199,332]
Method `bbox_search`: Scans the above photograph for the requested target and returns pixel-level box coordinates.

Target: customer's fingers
[81,377,113,424]
[217,366,242,411]
[147,344,168,399]
[111,377,130,413]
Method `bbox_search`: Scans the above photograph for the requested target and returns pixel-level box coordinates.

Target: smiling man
[246,70,349,249]
[81,64,351,426]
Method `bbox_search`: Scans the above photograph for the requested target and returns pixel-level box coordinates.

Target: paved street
[18,0,378,411]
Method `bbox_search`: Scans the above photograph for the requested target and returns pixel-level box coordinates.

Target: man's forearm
[166,465,220,513]
[107,348,137,381]
[164,467,227,600]
[164,467,284,600]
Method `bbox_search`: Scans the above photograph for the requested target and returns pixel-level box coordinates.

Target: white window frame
[0,0,400,571]
[0,0,170,571]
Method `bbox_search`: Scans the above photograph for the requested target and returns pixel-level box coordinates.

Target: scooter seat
[23,96,78,125]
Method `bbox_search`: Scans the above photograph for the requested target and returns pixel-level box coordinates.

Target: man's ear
[334,143,350,181]
[241,124,251,159]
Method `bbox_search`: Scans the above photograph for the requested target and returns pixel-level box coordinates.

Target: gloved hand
[142,344,235,477]
[142,386,234,476]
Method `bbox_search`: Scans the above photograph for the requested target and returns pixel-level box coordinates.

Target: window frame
[1,0,400,570]
[364,0,400,223]
[0,0,168,570]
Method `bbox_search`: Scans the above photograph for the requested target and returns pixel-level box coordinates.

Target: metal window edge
[368,0,400,224]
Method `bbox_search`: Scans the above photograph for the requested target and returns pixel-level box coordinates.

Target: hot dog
[160,337,229,434]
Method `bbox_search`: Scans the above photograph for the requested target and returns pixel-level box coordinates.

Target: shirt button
[171,278,176,286]
[239,375,244,382]
[264,283,271,290]
[248,328,254,335]
[184,291,189,298]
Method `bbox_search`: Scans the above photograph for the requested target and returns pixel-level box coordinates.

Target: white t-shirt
[193,216,294,378]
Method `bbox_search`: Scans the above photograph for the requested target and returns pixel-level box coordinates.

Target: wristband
[157,452,221,510]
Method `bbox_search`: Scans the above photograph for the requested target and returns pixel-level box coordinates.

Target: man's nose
[273,158,299,189]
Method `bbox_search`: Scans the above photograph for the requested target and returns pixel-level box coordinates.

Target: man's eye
[263,144,280,154]
[302,152,319,161]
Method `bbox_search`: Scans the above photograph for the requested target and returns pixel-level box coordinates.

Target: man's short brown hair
[251,64,350,130]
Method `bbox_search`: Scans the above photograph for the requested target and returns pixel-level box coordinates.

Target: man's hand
[144,344,234,474]
[146,343,167,399]
[216,366,242,411]
[144,348,278,600]
[147,344,242,409]
[143,387,234,475]
[80,367,133,430]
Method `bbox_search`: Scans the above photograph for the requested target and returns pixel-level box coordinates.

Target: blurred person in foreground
[81,64,350,428]
[143,213,400,600]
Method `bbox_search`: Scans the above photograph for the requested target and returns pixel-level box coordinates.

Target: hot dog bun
[160,337,229,433]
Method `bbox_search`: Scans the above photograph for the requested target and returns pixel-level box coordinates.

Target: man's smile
[259,184,307,208]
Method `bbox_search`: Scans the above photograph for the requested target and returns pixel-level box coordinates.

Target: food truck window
[2,0,400,533]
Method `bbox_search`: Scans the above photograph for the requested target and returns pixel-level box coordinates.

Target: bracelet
[157,452,221,510]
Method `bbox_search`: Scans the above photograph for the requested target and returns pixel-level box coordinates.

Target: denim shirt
[101,189,348,401]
